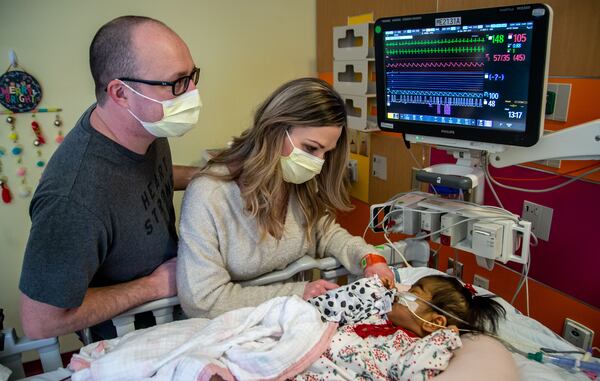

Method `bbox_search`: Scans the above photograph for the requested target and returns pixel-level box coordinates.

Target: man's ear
[105,79,130,108]
[421,313,447,333]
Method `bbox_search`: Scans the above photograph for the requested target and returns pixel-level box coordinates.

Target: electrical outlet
[447,258,463,280]
[522,201,553,241]
[473,274,490,290]
[563,319,594,350]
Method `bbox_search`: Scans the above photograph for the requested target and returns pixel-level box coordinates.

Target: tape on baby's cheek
[395,284,411,293]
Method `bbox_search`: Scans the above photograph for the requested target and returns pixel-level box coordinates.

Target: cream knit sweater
[176,167,377,319]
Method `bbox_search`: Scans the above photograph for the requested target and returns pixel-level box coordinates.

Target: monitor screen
[375,4,552,148]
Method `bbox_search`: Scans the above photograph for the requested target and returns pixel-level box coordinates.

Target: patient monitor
[373,4,598,204]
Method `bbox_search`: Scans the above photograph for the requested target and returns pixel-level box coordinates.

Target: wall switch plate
[447,258,463,280]
[473,274,490,290]
[522,201,553,241]
[372,155,387,180]
[563,319,594,350]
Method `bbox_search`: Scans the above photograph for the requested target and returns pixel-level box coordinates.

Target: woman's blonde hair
[199,77,351,240]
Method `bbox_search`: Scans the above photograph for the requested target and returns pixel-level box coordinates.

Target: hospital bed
[2,256,596,381]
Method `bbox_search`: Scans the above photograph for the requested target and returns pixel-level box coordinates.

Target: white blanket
[70,296,337,381]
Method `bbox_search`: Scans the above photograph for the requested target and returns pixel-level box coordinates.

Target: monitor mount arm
[489,119,600,168]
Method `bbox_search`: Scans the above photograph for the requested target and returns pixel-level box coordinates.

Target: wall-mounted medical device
[370,192,531,269]
[374,4,553,150]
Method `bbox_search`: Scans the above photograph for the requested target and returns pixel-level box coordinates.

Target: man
[19,16,200,340]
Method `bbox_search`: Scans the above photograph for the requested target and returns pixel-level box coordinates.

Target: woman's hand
[363,262,396,289]
[302,279,339,300]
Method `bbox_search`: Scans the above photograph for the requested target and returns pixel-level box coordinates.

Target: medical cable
[485,165,506,209]
[399,201,520,222]
[492,162,600,182]
[482,154,507,209]
[383,232,412,268]
[484,161,600,193]
[406,215,519,242]
[510,234,536,316]
[362,192,414,238]
[398,291,471,326]
[527,351,600,374]
[541,347,585,355]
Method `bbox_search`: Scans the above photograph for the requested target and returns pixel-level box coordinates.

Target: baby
[295,274,505,380]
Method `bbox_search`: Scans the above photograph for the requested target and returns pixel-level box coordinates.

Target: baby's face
[388,281,434,332]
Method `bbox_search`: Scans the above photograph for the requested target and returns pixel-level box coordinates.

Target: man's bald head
[90,16,179,105]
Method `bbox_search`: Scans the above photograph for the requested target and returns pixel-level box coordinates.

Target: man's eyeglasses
[117,67,200,96]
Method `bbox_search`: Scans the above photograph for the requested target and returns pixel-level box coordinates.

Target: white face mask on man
[120,80,202,138]
[280,130,325,184]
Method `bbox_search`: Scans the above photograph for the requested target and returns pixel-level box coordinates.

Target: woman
[177,78,394,319]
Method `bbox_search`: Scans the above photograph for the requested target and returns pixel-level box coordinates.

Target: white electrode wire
[452,199,519,218]
[384,232,412,268]
[383,191,518,221]
[510,239,534,316]
[363,206,384,239]
[485,170,506,208]
[525,265,530,316]
[510,255,528,304]
[481,154,506,209]
[412,215,520,242]
[402,295,548,355]
[485,161,600,193]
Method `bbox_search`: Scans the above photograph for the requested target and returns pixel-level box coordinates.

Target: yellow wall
[0,0,316,355]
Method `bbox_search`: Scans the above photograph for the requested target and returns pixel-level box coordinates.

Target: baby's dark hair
[414,275,506,334]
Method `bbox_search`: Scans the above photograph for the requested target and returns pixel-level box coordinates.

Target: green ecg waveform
[384,37,485,48]
[385,46,485,55]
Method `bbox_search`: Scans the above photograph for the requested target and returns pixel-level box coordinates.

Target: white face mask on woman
[280,130,325,184]
[120,81,202,137]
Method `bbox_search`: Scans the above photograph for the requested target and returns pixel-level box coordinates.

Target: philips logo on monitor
[435,17,461,26]
[441,130,456,135]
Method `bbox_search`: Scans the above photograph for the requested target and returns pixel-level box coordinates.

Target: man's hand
[148,257,177,299]
[173,165,199,191]
[21,257,178,339]
[363,262,395,289]
[302,279,339,300]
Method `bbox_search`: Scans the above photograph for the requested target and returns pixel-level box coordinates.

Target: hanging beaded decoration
[7,115,24,165]
[6,115,31,198]
[31,115,46,168]
[54,114,64,144]
[0,146,12,204]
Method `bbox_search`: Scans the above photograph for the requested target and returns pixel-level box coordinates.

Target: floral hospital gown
[299,276,462,381]
[294,316,461,380]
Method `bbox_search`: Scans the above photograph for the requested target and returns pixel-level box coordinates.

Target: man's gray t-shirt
[19,105,177,335]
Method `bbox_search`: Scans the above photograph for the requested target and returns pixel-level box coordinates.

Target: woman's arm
[313,218,394,285]
[432,334,519,381]
[313,218,376,275]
